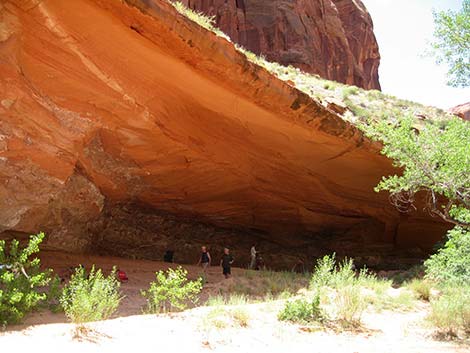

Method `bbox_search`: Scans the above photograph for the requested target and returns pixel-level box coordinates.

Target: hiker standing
[197,246,211,272]
[220,247,234,279]
[249,244,257,269]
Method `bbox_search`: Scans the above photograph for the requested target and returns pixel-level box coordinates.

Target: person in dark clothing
[197,246,211,273]
[220,247,234,279]
[163,250,174,263]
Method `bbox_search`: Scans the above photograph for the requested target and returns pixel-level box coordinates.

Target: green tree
[361,116,470,228]
[429,0,470,87]
[361,115,470,286]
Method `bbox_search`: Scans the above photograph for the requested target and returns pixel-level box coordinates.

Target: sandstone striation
[182,0,381,90]
[0,0,445,267]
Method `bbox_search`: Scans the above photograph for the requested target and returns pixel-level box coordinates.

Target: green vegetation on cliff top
[169,1,455,126]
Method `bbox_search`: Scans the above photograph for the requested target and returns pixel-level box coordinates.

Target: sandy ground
[0,252,468,353]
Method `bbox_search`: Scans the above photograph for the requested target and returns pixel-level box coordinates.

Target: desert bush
[428,285,470,337]
[425,227,470,285]
[334,284,366,327]
[0,233,54,326]
[309,255,393,325]
[60,266,121,324]
[142,266,202,313]
[331,258,357,287]
[278,293,323,324]
[310,254,336,289]
[406,279,432,301]
[310,255,383,290]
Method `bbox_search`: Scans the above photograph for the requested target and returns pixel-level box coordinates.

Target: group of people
[196,244,263,279]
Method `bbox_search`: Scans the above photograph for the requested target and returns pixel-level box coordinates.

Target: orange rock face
[0,0,444,265]
[182,0,381,90]
[450,102,470,121]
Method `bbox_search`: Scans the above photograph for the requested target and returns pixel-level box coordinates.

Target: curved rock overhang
[0,0,446,260]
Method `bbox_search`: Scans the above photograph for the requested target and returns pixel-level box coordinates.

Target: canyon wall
[0,0,445,268]
[182,0,381,90]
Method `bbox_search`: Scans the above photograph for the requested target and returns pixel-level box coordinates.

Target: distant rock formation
[450,102,470,121]
[182,0,381,90]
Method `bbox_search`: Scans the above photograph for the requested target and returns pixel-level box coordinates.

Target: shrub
[311,255,371,290]
[142,266,202,313]
[309,255,388,326]
[278,293,323,324]
[406,279,432,301]
[425,227,470,285]
[331,258,357,287]
[310,254,336,288]
[60,266,121,324]
[428,286,470,337]
[0,233,53,326]
[334,284,366,327]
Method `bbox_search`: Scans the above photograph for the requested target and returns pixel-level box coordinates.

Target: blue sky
[362,0,469,109]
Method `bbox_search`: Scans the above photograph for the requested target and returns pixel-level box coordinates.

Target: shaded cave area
[30,201,435,272]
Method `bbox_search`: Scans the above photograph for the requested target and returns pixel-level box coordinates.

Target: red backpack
[117,269,128,282]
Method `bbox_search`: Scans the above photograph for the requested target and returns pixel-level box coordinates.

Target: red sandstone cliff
[182,0,381,90]
[0,0,445,263]
[450,102,470,121]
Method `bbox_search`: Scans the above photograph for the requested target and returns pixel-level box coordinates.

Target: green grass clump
[406,279,432,301]
[342,86,360,99]
[170,1,230,40]
[428,285,470,338]
[367,289,416,312]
